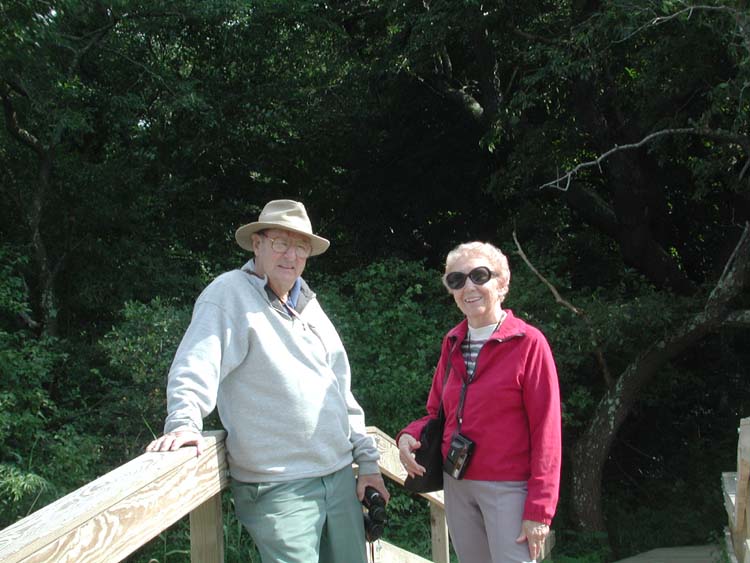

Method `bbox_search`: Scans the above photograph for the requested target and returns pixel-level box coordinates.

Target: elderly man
[147,199,389,563]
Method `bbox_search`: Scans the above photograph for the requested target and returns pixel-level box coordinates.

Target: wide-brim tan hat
[235,199,330,256]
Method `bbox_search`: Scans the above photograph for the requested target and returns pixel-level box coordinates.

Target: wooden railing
[0,426,553,563]
[366,428,449,563]
[0,430,229,563]
[723,417,750,563]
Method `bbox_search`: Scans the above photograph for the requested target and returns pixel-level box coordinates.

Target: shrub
[312,257,455,436]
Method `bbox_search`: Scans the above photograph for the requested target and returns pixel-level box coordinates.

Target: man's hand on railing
[146,430,206,457]
[397,434,426,478]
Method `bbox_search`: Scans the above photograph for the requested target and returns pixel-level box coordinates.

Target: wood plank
[734,418,750,563]
[541,530,555,561]
[725,527,738,563]
[725,472,738,526]
[367,427,444,508]
[367,539,433,563]
[613,544,722,562]
[726,472,742,563]
[0,430,228,563]
[737,419,750,538]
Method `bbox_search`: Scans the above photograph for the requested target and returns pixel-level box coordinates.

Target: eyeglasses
[260,233,312,259]
[443,266,497,290]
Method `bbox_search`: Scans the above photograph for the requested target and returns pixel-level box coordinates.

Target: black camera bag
[403,408,446,493]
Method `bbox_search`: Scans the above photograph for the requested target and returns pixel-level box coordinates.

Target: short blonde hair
[444,241,511,300]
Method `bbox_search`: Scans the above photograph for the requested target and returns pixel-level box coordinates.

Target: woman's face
[446,253,505,328]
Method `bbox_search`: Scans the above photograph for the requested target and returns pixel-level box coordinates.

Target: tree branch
[539,127,750,191]
[722,309,750,327]
[616,4,747,44]
[100,46,176,95]
[705,222,750,315]
[0,84,46,157]
[512,230,614,388]
[409,70,484,123]
[66,21,117,76]
[512,27,559,46]
[17,310,41,331]
[5,77,30,99]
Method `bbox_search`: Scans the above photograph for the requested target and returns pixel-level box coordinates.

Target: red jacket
[398,310,561,524]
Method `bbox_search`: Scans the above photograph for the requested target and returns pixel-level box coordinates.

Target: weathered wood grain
[613,544,723,562]
[190,494,225,563]
[0,430,227,563]
[368,538,433,562]
[723,417,750,563]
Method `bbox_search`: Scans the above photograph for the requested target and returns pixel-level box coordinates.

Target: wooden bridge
[2,417,747,563]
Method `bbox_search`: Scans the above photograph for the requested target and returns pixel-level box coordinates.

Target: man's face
[252,228,312,298]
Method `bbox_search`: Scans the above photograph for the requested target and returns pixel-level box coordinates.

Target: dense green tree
[357,0,750,544]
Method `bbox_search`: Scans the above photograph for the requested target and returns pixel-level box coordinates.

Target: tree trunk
[1,85,59,336]
[571,224,750,532]
[571,321,712,531]
[568,79,695,294]
[30,150,58,336]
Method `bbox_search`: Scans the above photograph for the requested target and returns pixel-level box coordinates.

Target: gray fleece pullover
[164,259,380,483]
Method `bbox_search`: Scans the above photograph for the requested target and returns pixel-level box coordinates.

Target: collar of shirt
[286,277,301,310]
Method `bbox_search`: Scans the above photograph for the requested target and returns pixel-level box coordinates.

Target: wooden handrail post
[723,417,750,563]
[429,503,449,563]
[190,494,224,563]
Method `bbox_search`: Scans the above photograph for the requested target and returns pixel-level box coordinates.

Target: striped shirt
[462,321,501,377]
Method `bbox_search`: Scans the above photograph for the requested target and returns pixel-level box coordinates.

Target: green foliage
[548,529,612,563]
[0,247,107,526]
[312,258,454,436]
[99,298,193,444]
[101,298,192,386]
[0,249,30,322]
[0,464,51,526]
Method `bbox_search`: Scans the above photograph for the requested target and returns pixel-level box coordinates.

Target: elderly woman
[397,242,561,563]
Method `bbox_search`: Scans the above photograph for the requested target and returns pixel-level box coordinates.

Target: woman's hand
[146,430,205,456]
[398,434,426,478]
[516,519,550,561]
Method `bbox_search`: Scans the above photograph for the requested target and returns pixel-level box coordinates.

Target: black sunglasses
[444,266,497,290]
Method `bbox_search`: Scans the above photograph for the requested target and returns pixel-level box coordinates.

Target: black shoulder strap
[436,340,458,421]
